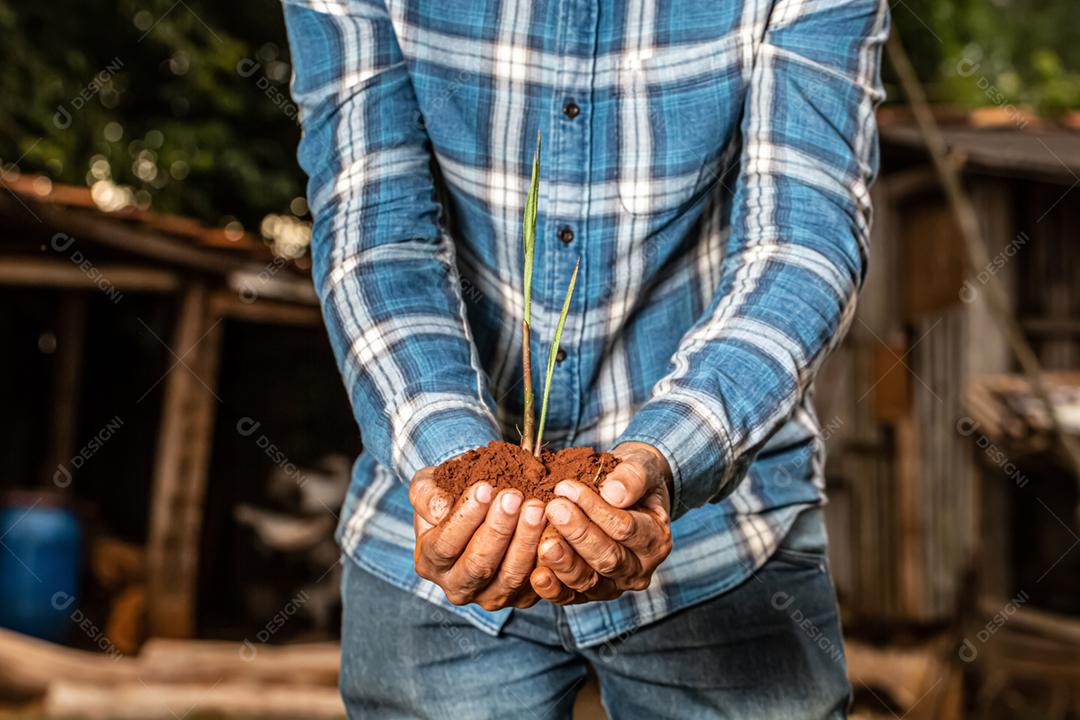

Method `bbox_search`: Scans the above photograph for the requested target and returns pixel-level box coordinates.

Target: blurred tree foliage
[0,0,1076,228]
[0,0,304,230]
[890,0,1080,116]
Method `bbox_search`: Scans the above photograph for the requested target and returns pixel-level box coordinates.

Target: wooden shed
[819,113,1080,625]
[0,176,341,640]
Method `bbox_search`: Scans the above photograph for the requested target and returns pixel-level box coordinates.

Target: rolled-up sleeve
[284,0,501,482]
[618,0,889,516]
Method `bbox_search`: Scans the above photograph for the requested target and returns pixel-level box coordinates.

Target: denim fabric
[339,508,850,719]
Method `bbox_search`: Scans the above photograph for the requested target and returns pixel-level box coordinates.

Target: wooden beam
[1022,317,1080,336]
[0,257,180,293]
[145,283,223,638]
[969,179,1018,602]
[226,267,318,306]
[209,290,321,327]
[0,194,251,274]
[45,681,345,719]
[0,627,339,698]
[138,639,339,686]
[0,627,138,698]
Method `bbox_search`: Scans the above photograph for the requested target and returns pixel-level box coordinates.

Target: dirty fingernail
[523,504,544,525]
[475,483,493,504]
[548,501,571,525]
[600,480,626,505]
[541,539,564,562]
[554,481,579,501]
[500,492,522,514]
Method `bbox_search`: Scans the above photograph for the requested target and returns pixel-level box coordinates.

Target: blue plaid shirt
[284,0,887,647]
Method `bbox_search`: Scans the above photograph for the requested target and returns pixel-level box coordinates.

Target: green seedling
[521,132,540,453]
[518,132,581,456]
[534,256,579,456]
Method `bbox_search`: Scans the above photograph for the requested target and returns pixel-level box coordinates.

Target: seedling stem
[520,133,540,452]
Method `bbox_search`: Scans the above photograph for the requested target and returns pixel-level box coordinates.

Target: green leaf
[522,131,540,325]
[535,256,580,454]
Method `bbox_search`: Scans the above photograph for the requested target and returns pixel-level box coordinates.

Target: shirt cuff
[392,400,502,482]
[616,393,743,520]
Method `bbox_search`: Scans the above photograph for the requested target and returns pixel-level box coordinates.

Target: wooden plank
[0,257,180,293]
[226,267,318,306]
[907,306,976,621]
[45,682,345,719]
[870,342,911,422]
[0,194,250,274]
[138,639,339,685]
[846,638,943,714]
[209,290,322,327]
[902,198,966,321]
[0,627,138,698]
[145,283,223,638]
[0,627,340,698]
[1022,317,1080,335]
[894,412,924,618]
[1026,182,1080,369]
[881,125,1080,185]
[969,179,1018,601]
[979,596,1080,646]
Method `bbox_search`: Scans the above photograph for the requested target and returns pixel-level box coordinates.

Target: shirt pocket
[615,33,747,216]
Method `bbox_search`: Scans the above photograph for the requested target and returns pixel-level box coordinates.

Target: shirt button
[555,349,568,364]
[558,226,574,245]
[562,101,580,119]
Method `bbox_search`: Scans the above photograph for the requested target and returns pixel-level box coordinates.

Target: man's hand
[530,442,673,604]
[409,467,546,611]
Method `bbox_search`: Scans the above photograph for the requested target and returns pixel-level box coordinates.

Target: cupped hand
[409,466,546,611]
[530,441,673,604]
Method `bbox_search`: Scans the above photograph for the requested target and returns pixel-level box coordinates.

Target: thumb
[408,468,453,525]
[599,459,649,509]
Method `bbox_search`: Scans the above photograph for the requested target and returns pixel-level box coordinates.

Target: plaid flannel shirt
[284,0,887,647]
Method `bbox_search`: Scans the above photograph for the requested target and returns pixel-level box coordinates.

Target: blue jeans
[340,509,850,719]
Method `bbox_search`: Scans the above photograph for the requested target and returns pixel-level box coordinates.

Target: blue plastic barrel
[0,492,83,643]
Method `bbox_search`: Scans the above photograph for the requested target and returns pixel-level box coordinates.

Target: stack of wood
[973,598,1080,717]
[0,628,343,718]
[964,372,1080,455]
[846,637,964,720]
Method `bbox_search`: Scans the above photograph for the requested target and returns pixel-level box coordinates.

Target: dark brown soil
[433,441,619,503]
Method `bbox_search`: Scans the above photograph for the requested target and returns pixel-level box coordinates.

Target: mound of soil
[433,441,619,503]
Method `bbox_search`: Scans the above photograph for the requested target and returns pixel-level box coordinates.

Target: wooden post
[969,179,1017,602]
[42,293,87,487]
[145,283,223,638]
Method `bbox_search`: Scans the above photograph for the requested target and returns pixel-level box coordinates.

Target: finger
[446,489,523,596]
[577,576,622,602]
[478,499,545,604]
[530,568,621,605]
[414,510,434,538]
[409,468,454,526]
[538,522,599,592]
[418,482,493,574]
[546,497,637,580]
[640,484,671,526]
[554,481,640,544]
[530,566,578,604]
[555,480,662,555]
[599,459,650,509]
[513,587,541,608]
